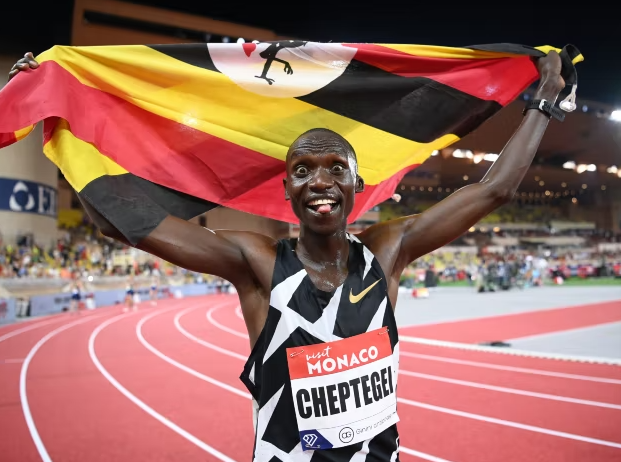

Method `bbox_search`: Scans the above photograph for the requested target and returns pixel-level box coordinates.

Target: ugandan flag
[0,41,582,245]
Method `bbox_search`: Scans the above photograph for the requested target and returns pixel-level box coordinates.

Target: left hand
[536,51,565,92]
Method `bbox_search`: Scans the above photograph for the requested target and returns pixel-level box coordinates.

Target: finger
[23,53,39,67]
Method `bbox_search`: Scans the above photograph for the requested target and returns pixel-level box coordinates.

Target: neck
[296,226,349,269]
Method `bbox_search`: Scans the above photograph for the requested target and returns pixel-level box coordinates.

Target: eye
[294,165,309,176]
[331,164,345,174]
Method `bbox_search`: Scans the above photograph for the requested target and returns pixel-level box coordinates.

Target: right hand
[8,52,39,81]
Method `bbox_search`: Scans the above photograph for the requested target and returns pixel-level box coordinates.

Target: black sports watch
[523,99,565,122]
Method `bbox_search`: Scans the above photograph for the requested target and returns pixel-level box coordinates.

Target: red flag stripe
[7,61,411,224]
[345,44,539,105]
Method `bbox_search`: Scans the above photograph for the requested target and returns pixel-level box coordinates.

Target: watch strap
[523,99,565,122]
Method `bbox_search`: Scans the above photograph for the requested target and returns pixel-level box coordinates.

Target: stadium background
[0,0,619,314]
[0,3,620,462]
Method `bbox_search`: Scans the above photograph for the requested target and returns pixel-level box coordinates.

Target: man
[9,51,564,459]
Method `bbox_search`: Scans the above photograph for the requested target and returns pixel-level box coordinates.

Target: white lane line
[1,317,67,343]
[199,304,621,450]
[202,308,621,384]
[506,320,621,342]
[397,397,621,449]
[206,305,248,339]
[197,311,621,375]
[138,308,250,399]
[174,307,246,361]
[400,351,621,385]
[235,306,244,321]
[21,314,107,462]
[177,304,455,462]
[399,446,455,462]
[400,336,621,366]
[399,369,621,410]
[396,298,621,328]
[88,311,239,462]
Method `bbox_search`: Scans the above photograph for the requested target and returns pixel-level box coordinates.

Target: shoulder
[355,215,419,276]
[214,229,279,291]
[214,229,278,256]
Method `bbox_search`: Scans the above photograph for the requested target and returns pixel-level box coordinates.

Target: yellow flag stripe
[36,45,455,185]
[382,44,529,60]
[43,119,128,192]
[15,125,35,141]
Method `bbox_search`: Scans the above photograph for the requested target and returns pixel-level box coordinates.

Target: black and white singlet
[241,233,400,462]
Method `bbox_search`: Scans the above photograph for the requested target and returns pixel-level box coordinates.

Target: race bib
[286,327,399,451]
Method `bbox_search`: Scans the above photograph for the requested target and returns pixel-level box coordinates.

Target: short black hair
[288,128,357,161]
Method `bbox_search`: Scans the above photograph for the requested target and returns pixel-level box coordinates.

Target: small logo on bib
[339,427,354,443]
[302,433,318,447]
[299,430,333,450]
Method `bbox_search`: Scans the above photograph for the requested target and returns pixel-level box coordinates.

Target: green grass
[408,277,621,288]
[545,277,621,287]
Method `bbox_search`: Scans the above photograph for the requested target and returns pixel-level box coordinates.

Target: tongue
[317,204,332,214]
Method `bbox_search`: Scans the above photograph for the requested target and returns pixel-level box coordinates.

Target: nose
[308,167,334,192]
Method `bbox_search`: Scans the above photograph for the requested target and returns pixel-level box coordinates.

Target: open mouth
[306,198,340,215]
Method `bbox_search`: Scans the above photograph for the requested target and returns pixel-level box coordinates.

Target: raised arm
[371,52,565,275]
[77,196,274,291]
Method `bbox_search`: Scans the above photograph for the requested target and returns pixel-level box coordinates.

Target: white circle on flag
[208,41,357,98]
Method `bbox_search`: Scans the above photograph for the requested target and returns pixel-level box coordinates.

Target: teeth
[308,199,336,206]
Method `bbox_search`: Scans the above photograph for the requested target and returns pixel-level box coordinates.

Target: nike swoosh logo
[349,279,382,304]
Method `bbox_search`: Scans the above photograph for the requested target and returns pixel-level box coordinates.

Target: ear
[355,175,365,193]
[283,178,290,200]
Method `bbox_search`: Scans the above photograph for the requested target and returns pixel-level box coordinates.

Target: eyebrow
[289,148,352,161]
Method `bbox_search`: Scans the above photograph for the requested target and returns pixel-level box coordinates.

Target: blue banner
[30,293,72,317]
[0,177,57,217]
[0,298,16,325]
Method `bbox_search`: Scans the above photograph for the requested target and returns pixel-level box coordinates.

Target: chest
[304,264,348,293]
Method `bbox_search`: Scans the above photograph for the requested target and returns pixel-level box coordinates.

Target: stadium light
[607,166,618,173]
[576,164,588,173]
[473,154,484,164]
[610,110,621,122]
[483,153,499,162]
[563,161,576,170]
[431,150,439,156]
[237,38,245,43]
[453,149,473,158]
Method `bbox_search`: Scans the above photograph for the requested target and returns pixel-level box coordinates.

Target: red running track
[1,295,620,462]
[397,300,621,342]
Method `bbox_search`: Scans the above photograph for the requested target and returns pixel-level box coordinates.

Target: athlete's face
[284,130,364,234]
